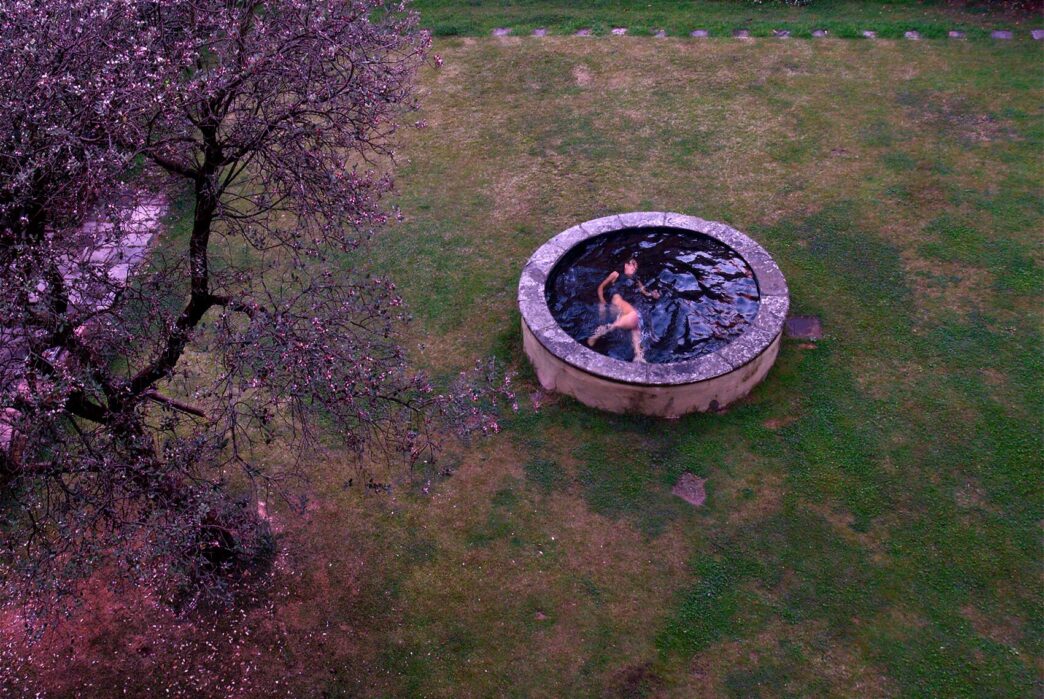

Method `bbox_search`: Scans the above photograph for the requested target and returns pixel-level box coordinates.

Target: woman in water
[587,257,660,363]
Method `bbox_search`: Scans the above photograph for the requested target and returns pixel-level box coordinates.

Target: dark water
[546,227,760,363]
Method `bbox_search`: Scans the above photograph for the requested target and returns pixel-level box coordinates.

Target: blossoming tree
[0,0,509,609]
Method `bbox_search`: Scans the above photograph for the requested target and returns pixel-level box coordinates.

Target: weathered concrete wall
[522,320,780,417]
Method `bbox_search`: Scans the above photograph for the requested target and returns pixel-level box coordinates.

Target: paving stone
[653,29,667,38]
[733,29,751,39]
[672,473,707,507]
[1032,29,1044,40]
[690,29,709,38]
[773,29,791,38]
[575,28,592,37]
[862,30,877,39]
[991,29,1013,40]
[812,29,828,38]
[532,28,548,37]
[491,27,511,37]
[611,27,627,36]
[784,315,823,340]
[948,30,966,39]
[904,30,921,40]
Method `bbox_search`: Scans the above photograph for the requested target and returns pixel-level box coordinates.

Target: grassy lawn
[349,34,1043,697]
[15,30,1042,699]
[412,0,1043,38]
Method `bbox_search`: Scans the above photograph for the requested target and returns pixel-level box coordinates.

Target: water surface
[546,227,760,363]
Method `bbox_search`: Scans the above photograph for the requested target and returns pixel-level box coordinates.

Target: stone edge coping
[518,212,790,387]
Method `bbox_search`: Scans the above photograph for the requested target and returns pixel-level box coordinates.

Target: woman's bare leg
[587,323,612,346]
[589,311,639,347]
[630,328,645,363]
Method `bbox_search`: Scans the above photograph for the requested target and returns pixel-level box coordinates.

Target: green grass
[345,34,1042,697]
[36,23,1044,699]
[412,0,1041,38]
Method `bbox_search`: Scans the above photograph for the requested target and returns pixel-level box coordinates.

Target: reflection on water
[546,227,760,363]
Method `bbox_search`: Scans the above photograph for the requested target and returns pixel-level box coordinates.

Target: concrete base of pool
[518,212,789,417]
[522,320,782,417]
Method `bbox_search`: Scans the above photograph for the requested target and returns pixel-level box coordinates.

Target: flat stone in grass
[862,30,877,39]
[773,29,791,38]
[948,30,966,39]
[653,29,667,38]
[904,30,921,40]
[492,27,511,37]
[690,29,709,38]
[1032,29,1044,40]
[532,28,548,37]
[672,473,707,508]
[611,27,627,36]
[784,315,823,340]
[575,28,592,37]
[733,29,751,39]
[812,29,828,38]
[991,30,1013,40]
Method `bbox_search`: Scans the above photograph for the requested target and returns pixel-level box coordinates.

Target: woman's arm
[637,277,661,299]
[597,271,618,304]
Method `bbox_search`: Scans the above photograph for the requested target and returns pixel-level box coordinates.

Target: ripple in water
[546,228,760,363]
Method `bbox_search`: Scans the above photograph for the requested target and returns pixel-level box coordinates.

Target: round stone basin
[518,212,789,417]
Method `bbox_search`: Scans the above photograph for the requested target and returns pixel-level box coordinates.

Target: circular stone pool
[518,212,789,417]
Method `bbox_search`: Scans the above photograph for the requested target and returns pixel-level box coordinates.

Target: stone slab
[672,473,707,507]
[991,30,1013,40]
[773,30,791,38]
[784,315,823,340]
[948,30,966,39]
[492,27,511,37]
[1032,29,1044,41]
[532,28,548,37]
[904,31,921,40]
[812,29,828,38]
[690,29,709,38]
[611,27,627,36]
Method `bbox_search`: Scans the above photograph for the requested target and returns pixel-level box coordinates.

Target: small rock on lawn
[672,473,707,508]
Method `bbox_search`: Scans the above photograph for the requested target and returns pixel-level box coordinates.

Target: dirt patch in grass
[675,620,898,698]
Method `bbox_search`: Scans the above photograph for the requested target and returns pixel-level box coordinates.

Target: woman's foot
[587,324,609,346]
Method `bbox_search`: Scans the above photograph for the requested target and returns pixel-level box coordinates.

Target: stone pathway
[505,27,1042,40]
[2,195,166,456]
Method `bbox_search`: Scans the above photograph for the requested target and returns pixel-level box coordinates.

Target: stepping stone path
[1033,29,1044,40]
[672,473,707,508]
[493,25,1026,42]
[784,315,823,341]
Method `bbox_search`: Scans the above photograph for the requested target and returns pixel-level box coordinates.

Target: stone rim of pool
[518,212,789,415]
